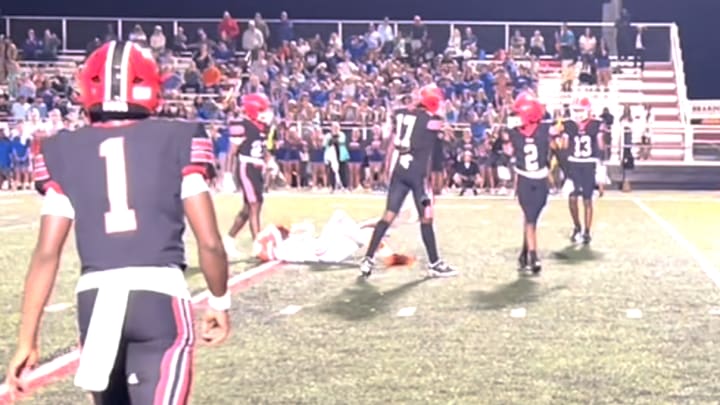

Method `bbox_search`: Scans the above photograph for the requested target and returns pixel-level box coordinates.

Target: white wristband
[208,292,232,311]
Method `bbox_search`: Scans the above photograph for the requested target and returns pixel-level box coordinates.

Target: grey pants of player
[77,289,194,405]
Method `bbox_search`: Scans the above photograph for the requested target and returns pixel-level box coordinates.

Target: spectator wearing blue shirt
[0,127,13,190]
[162,69,183,93]
[277,12,295,46]
[213,42,234,64]
[10,131,31,190]
[348,37,368,62]
[22,29,42,60]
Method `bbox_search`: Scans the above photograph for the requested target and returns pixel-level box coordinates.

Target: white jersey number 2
[523,144,539,171]
[99,137,138,234]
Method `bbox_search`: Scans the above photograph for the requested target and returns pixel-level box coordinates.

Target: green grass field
[1,191,720,404]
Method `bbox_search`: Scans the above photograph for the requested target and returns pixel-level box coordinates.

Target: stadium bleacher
[0,16,706,169]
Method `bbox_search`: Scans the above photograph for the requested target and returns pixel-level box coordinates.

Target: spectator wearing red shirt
[218,11,241,51]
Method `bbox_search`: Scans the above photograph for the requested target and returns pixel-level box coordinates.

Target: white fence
[2,15,673,60]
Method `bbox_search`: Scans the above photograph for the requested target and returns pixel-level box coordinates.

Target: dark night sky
[3,0,719,99]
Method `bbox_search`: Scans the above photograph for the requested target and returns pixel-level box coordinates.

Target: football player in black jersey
[224,93,273,258]
[563,97,604,244]
[506,93,551,274]
[359,85,457,278]
[4,42,230,404]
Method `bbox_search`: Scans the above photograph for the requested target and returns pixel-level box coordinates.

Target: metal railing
[3,15,673,61]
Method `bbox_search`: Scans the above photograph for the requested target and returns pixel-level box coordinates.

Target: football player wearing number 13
[4,41,231,405]
[563,97,604,245]
[506,93,551,275]
[359,85,458,278]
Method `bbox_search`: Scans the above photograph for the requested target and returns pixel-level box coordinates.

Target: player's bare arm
[6,213,72,395]
[184,192,228,297]
[597,127,605,150]
[184,190,231,345]
[383,137,396,179]
[227,142,239,176]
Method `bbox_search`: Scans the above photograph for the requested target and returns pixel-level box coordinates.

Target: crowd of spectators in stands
[0,11,648,193]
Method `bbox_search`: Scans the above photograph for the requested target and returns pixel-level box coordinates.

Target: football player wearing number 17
[562,97,604,245]
[4,41,230,405]
[506,93,551,275]
[359,85,457,279]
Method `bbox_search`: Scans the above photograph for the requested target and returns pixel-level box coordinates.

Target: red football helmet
[513,92,544,128]
[78,41,161,118]
[417,84,444,114]
[242,93,273,125]
[572,97,593,120]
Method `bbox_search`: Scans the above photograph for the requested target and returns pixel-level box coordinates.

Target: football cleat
[428,260,458,278]
[518,251,528,272]
[526,252,542,275]
[359,256,375,278]
[570,228,583,244]
[223,235,242,260]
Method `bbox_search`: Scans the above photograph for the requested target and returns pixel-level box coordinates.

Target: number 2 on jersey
[573,135,592,158]
[395,113,417,148]
[99,137,138,234]
[523,144,539,171]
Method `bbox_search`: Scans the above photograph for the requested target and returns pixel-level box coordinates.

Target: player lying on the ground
[506,92,551,275]
[252,209,415,266]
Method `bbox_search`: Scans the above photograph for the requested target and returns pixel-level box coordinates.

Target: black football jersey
[228,119,266,165]
[509,123,551,179]
[564,119,601,163]
[392,108,443,174]
[33,119,214,274]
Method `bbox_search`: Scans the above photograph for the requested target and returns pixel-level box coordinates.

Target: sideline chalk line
[0,260,283,404]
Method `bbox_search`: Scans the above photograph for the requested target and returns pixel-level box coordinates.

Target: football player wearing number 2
[4,41,230,405]
[563,97,604,244]
[360,85,457,278]
[224,93,273,258]
[506,93,551,275]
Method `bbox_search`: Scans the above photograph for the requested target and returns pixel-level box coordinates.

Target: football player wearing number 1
[564,98,603,244]
[359,85,457,278]
[507,93,550,275]
[4,41,230,405]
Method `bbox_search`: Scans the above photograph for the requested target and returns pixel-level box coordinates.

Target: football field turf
[1,191,719,404]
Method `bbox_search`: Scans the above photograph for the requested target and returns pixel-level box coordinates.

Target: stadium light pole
[602,0,622,56]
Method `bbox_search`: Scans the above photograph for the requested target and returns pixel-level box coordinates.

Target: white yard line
[0,222,36,232]
[633,198,720,289]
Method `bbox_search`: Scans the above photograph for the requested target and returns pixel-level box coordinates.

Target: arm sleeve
[32,147,64,196]
[182,123,215,179]
[228,120,246,146]
[180,173,209,199]
[40,188,75,219]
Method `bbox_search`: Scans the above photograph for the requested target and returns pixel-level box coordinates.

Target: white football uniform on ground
[254,210,387,263]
